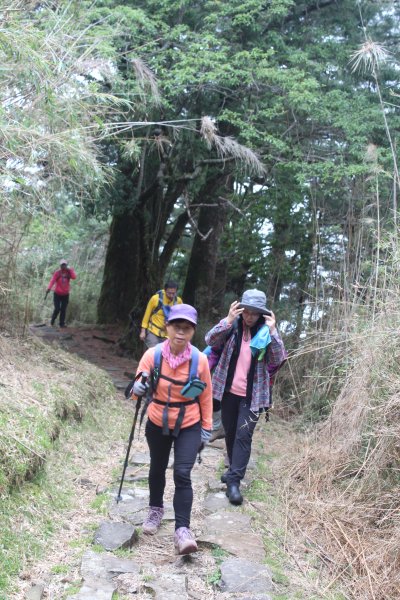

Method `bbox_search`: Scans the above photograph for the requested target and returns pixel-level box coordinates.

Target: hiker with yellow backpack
[139,281,182,348]
[131,304,212,555]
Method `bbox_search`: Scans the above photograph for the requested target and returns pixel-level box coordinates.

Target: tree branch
[176,157,235,182]
[159,210,190,273]
[284,0,338,22]
[183,192,213,241]
[218,196,246,217]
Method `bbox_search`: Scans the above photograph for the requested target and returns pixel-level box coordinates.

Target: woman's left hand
[264,311,276,334]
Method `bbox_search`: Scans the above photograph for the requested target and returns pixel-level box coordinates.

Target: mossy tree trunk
[183,176,230,322]
[96,140,206,349]
[97,210,157,324]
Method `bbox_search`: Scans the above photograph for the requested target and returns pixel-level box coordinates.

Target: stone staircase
[68,440,273,600]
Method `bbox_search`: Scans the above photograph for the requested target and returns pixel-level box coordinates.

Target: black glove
[45,290,50,300]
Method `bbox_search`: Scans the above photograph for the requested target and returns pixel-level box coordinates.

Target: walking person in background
[205,290,287,506]
[140,281,182,348]
[45,259,76,328]
[132,304,212,555]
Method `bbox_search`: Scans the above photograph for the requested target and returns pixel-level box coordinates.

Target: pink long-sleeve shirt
[229,333,252,396]
[47,267,76,295]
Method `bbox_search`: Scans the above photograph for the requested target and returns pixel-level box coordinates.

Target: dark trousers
[51,293,69,326]
[221,391,259,486]
[145,418,201,529]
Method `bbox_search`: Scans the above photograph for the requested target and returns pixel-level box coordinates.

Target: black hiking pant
[145,418,200,529]
[221,391,259,486]
[51,293,69,327]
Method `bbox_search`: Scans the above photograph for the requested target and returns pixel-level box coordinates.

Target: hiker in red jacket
[46,259,76,328]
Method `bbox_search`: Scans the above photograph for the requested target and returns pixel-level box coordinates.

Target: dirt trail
[29,323,138,390]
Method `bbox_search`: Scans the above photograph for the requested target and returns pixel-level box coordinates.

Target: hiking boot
[174,527,198,555]
[226,484,243,506]
[142,506,164,535]
[209,426,225,443]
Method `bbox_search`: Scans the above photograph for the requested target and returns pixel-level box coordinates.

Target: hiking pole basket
[116,374,148,503]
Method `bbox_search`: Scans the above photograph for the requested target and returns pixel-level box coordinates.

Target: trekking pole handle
[138,372,148,394]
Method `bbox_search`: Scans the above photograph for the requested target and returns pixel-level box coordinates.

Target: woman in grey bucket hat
[205,290,287,506]
[239,289,271,315]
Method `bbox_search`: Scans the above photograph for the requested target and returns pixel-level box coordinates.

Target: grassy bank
[287,306,400,599]
[0,334,129,598]
[247,419,348,600]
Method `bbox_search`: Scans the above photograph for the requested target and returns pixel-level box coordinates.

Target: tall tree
[83,0,399,337]
[184,0,400,331]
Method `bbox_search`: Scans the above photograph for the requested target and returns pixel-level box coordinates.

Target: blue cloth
[201,428,212,443]
[161,304,171,320]
[250,325,271,360]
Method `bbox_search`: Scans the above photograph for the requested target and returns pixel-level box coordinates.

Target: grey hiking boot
[174,527,198,555]
[209,426,225,443]
[142,506,164,535]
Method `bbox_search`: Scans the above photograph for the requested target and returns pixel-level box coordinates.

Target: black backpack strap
[151,344,204,437]
[152,396,199,437]
[171,399,197,437]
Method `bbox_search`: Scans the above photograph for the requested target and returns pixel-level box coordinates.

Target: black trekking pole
[116,373,148,503]
[197,441,205,464]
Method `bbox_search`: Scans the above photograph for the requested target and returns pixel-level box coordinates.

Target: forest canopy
[0,0,399,342]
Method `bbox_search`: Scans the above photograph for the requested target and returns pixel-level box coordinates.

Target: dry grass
[131,57,161,106]
[286,306,400,599]
[350,40,390,74]
[200,116,266,177]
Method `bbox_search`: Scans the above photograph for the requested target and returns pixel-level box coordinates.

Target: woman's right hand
[226,301,244,325]
[132,372,149,397]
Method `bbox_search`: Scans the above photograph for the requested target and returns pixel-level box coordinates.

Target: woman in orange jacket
[132,303,212,555]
